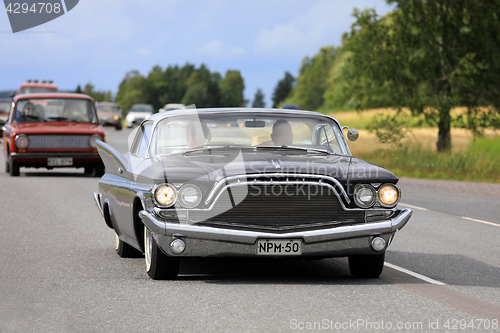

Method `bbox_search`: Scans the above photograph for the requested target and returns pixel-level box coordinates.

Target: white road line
[400,203,499,227]
[399,202,428,211]
[461,216,500,228]
[385,262,446,285]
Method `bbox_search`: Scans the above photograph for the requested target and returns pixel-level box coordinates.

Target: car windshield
[18,87,57,94]
[147,112,350,156]
[14,98,98,123]
[97,104,120,113]
[131,105,153,112]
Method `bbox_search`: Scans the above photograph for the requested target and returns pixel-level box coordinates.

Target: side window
[315,124,342,154]
[132,122,153,156]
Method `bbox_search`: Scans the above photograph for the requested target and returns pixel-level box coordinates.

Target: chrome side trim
[93,192,104,216]
[205,173,350,205]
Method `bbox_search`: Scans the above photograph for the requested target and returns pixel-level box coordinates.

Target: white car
[125,104,154,127]
[159,103,186,112]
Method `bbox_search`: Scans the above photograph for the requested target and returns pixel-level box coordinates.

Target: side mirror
[347,128,359,141]
[9,92,15,97]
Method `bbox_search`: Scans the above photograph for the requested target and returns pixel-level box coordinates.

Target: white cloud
[199,40,247,59]
[253,0,378,58]
[134,48,152,57]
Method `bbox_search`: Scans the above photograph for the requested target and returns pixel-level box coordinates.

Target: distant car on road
[0,98,11,135]
[2,93,105,176]
[126,104,154,128]
[159,103,186,112]
[282,103,300,110]
[96,102,122,130]
[13,80,58,96]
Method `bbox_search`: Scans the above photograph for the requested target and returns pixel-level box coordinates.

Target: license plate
[257,239,302,255]
[48,157,73,166]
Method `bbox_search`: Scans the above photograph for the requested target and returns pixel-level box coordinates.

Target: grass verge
[357,137,500,183]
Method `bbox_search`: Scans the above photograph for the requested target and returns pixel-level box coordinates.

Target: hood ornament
[271,159,281,169]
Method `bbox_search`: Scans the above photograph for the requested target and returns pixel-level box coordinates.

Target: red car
[13,80,58,96]
[2,93,105,177]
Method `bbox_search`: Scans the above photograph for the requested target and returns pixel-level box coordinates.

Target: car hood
[147,151,398,185]
[97,141,398,186]
[10,122,104,135]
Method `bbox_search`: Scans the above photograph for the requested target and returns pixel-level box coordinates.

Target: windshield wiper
[181,144,246,155]
[256,145,333,155]
[19,114,46,121]
[46,116,79,123]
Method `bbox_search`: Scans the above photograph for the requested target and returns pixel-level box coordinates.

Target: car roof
[13,93,95,102]
[146,107,342,126]
[19,82,57,88]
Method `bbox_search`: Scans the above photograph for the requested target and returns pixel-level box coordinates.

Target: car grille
[192,183,365,233]
[28,135,89,149]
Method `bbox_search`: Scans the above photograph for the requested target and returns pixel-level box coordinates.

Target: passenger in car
[186,120,211,149]
[271,119,293,146]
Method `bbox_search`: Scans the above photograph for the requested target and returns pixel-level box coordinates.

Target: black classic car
[93,108,412,280]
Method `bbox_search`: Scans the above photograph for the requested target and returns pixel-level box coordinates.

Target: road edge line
[385,262,446,285]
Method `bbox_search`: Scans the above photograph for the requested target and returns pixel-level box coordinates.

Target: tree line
[76,65,296,116]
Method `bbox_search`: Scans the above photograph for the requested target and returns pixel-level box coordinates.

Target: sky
[0,0,394,107]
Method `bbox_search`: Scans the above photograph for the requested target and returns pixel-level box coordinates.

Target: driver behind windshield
[271,119,293,146]
[14,101,36,122]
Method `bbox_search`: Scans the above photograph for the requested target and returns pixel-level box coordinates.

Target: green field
[327,108,500,183]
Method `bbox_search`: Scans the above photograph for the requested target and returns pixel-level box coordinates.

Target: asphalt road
[1,127,499,333]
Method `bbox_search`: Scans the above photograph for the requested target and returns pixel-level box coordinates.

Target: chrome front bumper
[139,208,412,258]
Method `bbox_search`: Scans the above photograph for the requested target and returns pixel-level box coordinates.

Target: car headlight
[15,134,29,149]
[88,134,103,148]
[353,184,376,208]
[154,184,178,208]
[378,184,400,208]
[178,184,202,208]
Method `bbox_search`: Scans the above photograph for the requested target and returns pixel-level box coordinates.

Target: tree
[78,82,112,102]
[181,65,221,107]
[286,46,336,110]
[251,89,265,108]
[342,1,500,151]
[219,70,246,107]
[272,72,295,108]
[116,70,147,112]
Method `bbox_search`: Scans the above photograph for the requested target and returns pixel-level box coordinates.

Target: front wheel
[5,159,10,173]
[9,157,20,177]
[144,226,179,280]
[348,252,385,278]
[94,162,105,177]
[115,233,142,258]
